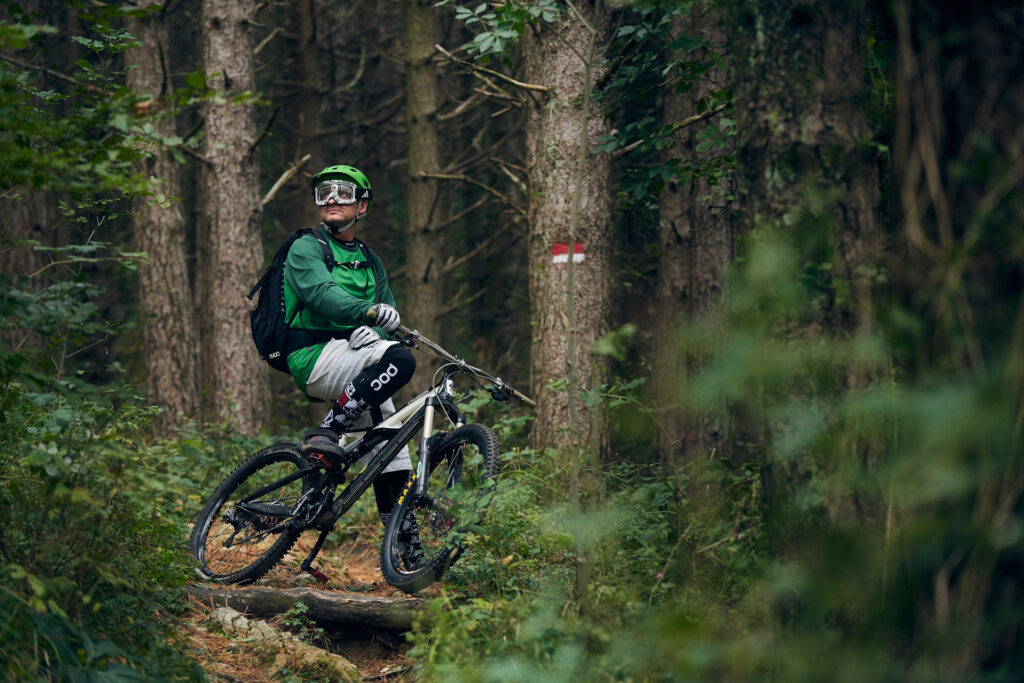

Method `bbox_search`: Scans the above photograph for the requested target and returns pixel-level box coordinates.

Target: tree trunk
[729,0,881,520]
[197,0,269,434]
[125,5,201,435]
[0,194,50,285]
[731,0,880,334]
[0,0,54,354]
[189,584,424,631]
[651,8,735,466]
[403,0,447,389]
[523,3,612,458]
[279,0,323,230]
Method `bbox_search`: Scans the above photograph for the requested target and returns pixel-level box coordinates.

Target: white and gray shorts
[304,337,411,473]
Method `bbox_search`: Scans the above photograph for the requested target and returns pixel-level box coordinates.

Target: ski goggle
[313,180,358,206]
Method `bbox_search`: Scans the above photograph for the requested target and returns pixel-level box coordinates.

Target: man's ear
[358,199,368,216]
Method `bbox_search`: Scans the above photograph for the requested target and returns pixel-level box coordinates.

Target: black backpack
[247,229,335,373]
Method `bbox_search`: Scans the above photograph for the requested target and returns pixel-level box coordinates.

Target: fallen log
[189,584,425,631]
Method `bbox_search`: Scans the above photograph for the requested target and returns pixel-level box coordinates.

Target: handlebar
[367,305,536,409]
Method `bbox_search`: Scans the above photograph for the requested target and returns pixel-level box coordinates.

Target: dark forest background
[1,0,1021,680]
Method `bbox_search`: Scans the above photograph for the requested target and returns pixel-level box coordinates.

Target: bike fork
[414,398,439,497]
[414,380,463,498]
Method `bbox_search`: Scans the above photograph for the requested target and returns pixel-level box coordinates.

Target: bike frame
[294,368,465,575]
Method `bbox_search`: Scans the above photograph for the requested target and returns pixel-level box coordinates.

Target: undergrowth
[403,404,766,681]
[0,265,270,679]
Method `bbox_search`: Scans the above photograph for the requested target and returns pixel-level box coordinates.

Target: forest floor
[183,533,438,682]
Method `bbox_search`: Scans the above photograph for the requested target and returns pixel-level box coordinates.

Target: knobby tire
[380,423,500,594]
[189,445,316,584]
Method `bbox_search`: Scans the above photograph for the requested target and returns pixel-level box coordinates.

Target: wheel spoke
[192,448,314,581]
[380,424,501,593]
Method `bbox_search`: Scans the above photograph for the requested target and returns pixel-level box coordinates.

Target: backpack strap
[283,231,351,354]
[353,238,375,268]
[247,272,266,300]
[313,234,336,271]
[284,231,337,326]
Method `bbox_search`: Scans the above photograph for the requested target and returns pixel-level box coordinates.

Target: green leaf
[185,70,206,89]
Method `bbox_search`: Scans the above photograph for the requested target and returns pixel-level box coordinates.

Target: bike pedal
[306,451,334,468]
[304,566,329,583]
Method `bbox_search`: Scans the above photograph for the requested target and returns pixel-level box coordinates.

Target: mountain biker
[283,164,419,558]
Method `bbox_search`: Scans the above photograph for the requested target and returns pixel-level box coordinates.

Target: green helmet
[311,164,373,211]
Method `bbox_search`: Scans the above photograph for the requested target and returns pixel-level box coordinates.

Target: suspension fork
[413,378,464,498]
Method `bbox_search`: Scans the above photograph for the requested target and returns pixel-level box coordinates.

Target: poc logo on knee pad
[370,363,400,392]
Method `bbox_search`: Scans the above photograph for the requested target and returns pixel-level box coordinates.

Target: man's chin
[323,217,355,232]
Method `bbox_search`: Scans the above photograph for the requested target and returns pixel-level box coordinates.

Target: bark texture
[125,5,201,435]
[279,0,323,230]
[524,3,612,456]
[0,195,50,282]
[189,584,424,630]
[403,0,447,389]
[731,0,881,333]
[0,192,51,354]
[651,8,735,465]
[197,0,269,434]
[729,0,882,519]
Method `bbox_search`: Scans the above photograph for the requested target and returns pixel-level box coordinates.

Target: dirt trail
[186,536,439,681]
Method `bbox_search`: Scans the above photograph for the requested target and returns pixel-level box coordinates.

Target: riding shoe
[300,428,347,466]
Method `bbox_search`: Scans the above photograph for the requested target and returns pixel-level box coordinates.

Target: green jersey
[282,227,396,387]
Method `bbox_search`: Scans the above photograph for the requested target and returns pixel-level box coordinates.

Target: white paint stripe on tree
[551,242,585,264]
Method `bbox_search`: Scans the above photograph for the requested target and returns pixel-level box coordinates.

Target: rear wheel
[189,445,317,584]
[380,423,500,594]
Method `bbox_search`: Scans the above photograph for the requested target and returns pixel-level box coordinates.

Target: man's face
[319,198,366,228]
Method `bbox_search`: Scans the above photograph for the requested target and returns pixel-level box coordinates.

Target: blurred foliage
[403,1,1023,682]
[404,231,1021,681]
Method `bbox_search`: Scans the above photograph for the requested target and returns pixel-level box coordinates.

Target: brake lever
[393,324,419,347]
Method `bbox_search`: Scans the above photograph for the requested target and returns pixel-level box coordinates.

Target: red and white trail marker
[551,242,585,264]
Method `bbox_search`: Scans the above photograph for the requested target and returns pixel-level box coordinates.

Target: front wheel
[380,423,500,594]
[189,444,316,584]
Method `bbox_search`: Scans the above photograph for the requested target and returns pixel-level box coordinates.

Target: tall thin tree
[404,0,448,387]
[125,4,200,435]
[523,2,612,459]
[651,7,735,465]
[278,0,323,230]
[0,0,55,353]
[197,0,269,434]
